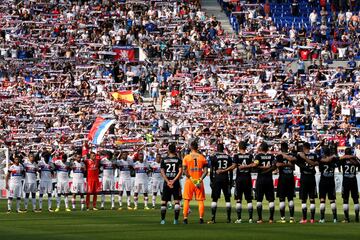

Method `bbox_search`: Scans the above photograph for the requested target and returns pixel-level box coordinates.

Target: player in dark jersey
[296,142,319,224]
[160,143,183,225]
[276,142,297,223]
[253,142,277,224]
[339,147,359,223]
[318,146,338,223]
[221,141,255,223]
[207,143,233,224]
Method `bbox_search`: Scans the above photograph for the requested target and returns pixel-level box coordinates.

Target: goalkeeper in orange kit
[182,141,208,224]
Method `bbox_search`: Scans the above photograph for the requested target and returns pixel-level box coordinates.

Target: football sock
[39,194,43,210]
[355,204,359,220]
[256,202,262,220]
[16,198,20,211]
[56,195,61,208]
[127,195,131,207]
[144,196,149,207]
[86,194,90,208]
[134,195,138,207]
[248,202,253,220]
[279,201,285,218]
[211,202,217,220]
[101,195,105,208]
[81,197,85,210]
[320,202,325,220]
[161,204,167,220]
[7,198,12,211]
[269,202,275,220]
[118,192,123,207]
[152,193,157,207]
[343,204,349,220]
[183,200,190,218]
[174,204,180,220]
[289,200,294,218]
[92,194,97,208]
[110,194,114,208]
[31,193,36,210]
[24,196,29,210]
[330,202,337,220]
[65,196,69,209]
[310,203,315,220]
[72,197,76,209]
[48,194,52,209]
[198,201,205,219]
[301,203,307,220]
[226,202,231,221]
[236,202,242,220]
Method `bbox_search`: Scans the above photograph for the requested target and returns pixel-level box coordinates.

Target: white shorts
[39,181,53,194]
[151,180,164,193]
[71,182,85,194]
[23,182,37,193]
[8,183,22,198]
[57,181,70,194]
[134,181,148,194]
[118,178,132,192]
[102,178,115,191]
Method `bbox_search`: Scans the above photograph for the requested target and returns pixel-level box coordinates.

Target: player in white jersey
[100,152,116,210]
[5,156,24,213]
[71,153,86,211]
[116,152,134,210]
[54,154,71,212]
[150,155,164,209]
[133,152,150,210]
[38,153,55,212]
[22,154,39,212]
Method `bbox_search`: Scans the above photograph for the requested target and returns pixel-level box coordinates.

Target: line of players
[5,140,360,225]
[159,141,360,224]
[6,151,165,212]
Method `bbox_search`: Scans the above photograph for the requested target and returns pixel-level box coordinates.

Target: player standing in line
[150,154,164,209]
[318,146,338,223]
[133,151,150,210]
[182,141,208,224]
[6,156,24,213]
[71,153,86,211]
[207,143,233,224]
[84,152,101,210]
[54,154,71,212]
[38,152,55,212]
[253,142,277,224]
[116,151,133,210]
[160,144,183,224]
[100,152,116,210]
[296,142,319,224]
[276,142,297,223]
[339,147,359,222]
[22,154,39,212]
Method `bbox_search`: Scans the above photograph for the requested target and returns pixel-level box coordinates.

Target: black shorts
[211,178,231,201]
[299,175,317,201]
[319,177,336,200]
[255,177,274,202]
[342,178,359,201]
[235,175,253,201]
[161,181,182,202]
[277,175,295,200]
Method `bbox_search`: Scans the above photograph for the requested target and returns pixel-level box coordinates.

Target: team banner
[88,117,116,145]
[113,46,135,61]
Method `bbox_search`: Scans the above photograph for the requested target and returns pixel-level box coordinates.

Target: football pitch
[0,195,359,240]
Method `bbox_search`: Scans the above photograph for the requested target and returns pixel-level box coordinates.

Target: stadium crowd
[0,0,360,225]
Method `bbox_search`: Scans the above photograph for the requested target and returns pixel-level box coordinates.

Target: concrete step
[201,0,234,34]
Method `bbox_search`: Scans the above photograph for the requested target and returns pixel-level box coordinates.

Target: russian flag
[88,117,116,145]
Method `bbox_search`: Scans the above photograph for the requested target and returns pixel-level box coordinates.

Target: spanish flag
[111,91,135,103]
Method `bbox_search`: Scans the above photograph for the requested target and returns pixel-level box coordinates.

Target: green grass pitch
[0,195,360,240]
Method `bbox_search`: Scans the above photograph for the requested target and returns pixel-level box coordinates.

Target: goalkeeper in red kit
[84,152,101,210]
